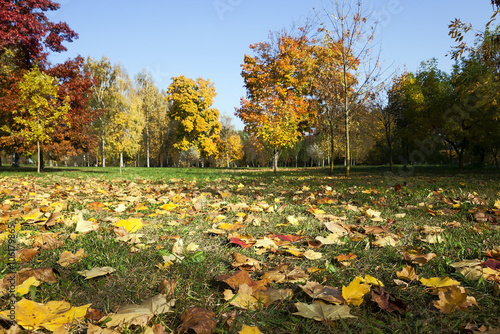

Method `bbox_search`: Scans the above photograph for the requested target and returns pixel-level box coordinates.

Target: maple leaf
[419,276,461,290]
[77,267,115,280]
[261,265,309,284]
[231,252,261,271]
[316,233,345,245]
[15,276,41,295]
[223,284,259,310]
[217,270,268,292]
[177,307,216,334]
[299,281,345,304]
[303,249,322,260]
[103,294,175,328]
[239,324,263,334]
[57,249,87,267]
[0,298,90,331]
[396,266,419,281]
[253,288,293,306]
[293,301,356,321]
[113,218,143,233]
[433,286,478,313]
[342,276,371,306]
[371,286,407,314]
[402,252,437,266]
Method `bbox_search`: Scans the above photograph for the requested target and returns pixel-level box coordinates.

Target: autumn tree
[45,56,98,163]
[108,64,144,171]
[236,29,316,172]
[11,66,70,172]
[167,75,221,167]
[216,114,243,167]
[316,0,382,176]
[0,0,77,158]
[85,56,117,167]
[135,70,168,167]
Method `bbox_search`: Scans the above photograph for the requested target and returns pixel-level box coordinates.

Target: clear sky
[48,0,495,130]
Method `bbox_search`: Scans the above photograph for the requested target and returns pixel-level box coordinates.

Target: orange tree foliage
[235,30,317,171]
[167,75,221,164]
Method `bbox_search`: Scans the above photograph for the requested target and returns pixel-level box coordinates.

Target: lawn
[0,165,499,333]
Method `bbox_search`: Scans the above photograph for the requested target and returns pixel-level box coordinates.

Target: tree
[316,0,382,176]
[0,0,77,157]
[85,56,117,167]
[167,75,221,166]
[236,29,316,172]
[12,66,70,172]
[108,64,144,171]
[45,56,99,161]
[135,70,167,167]
[217,114,243,167]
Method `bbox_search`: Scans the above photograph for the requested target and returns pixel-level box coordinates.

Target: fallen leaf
[217,270,267,292]
[433,286,478,313]
[177,307,216,334]
[77,267,115,280]
[371,286,407,314]
[315,233,345,245]
[15,248,40,263]
[57,249,87,267]
[303,249,322,260]
[159,279,177,296]
[396,266,419,281]
[0,298,90,331]
[15,276,41,295]
[261,265,309,284]
[402,252,436,266]
[419,276,461,290]
[15,267,57,285]
[239,324,263,334]
[299,281,345,304]
[223,284,259,310]
[231,252,261,271]
[293,301,356,321]
[342,276,371,306]
[113,218,143,233]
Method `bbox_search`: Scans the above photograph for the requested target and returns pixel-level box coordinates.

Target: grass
[0,165,499,333]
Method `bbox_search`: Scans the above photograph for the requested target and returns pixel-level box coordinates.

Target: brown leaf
[31,233,64,250]
[217,270,267,292]
[433,286,478,313]
[231,252,261,271]
[151,323,167,334]
[177,307,216,334]
[261,265,309,284]
[15,248,40,263]
[15,267,57,285]
[370,286,407,314]
[159,279,177,296]
[402,252,436,266]
[85,308,106,322]
[299,281,345,304]
[113,226,128,237]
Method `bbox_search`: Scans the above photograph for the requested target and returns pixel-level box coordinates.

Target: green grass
[0,165,499,333]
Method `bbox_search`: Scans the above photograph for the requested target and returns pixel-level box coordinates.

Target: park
[1,0,500,333]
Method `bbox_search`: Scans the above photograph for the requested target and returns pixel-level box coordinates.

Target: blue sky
[48,0,495,130]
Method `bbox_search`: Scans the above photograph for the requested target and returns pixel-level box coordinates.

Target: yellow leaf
[223,284,259,310]
[15,276,41,295]
[239,324,263,334]
[293,301,356,321]
[57,249,87,267]
[161,203,177,211]
[0,298,90,331]
[342,277,371,306]
[77,267,115,279]
[494,199,500,210]
[113,218,143,233]
[303,249,322,260]
[433,286,478,313]
[361,275,384,287]
[419,276,461,289]
[396,266,419,281]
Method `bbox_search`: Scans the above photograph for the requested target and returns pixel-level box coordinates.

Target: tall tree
[235,29,316,172]
[12,66,70,172]
[316,0,382,176]
[84,56,117,167]
[167,75,221,166]
[217,114,243,167]
[0,0,77,156]
[108,65,144,171]
[135,70,166,167]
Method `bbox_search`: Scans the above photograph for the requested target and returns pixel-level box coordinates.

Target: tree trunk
[120,151,124,174]
[273,148,279,173]
[101,132,106,167]
[37,140,41,173]
[146,126,150,168]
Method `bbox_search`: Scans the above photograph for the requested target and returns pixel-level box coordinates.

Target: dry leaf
[433,286,478,313]
[293,301,356,321]
[371,286,407,314]
[299,281,345,304]
[159,279,177,296]
[239,324,263,334]
[77,267,115,280]
[177,307,216,334]
[57,249,87,267]
[402,252,436,266]
[0,298,90,331]
[396,266,419,281]
[231,252,261,271]
[342,276,371,306]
